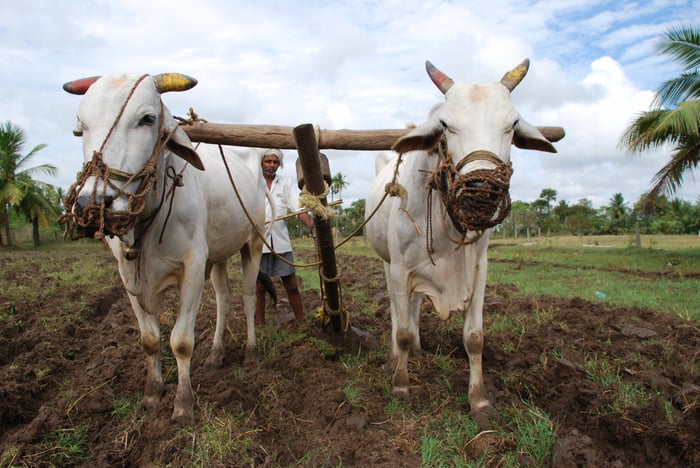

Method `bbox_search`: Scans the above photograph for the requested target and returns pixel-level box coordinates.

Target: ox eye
[138,114,156,127]
[440,120,455,133]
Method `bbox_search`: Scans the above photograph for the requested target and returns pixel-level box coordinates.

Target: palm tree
[0,121,57,246]
[17,177,58,246]
[330,172,349,202]
[619,24,700,201]
[605,193,629,234]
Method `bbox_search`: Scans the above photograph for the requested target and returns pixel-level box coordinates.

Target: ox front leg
[169,266,206,425]
[463,285,494,428]
[390,292,419,395]
[130,295,164,409]
[205,262,230,368]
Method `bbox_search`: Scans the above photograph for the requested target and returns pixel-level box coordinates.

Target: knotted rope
[299,183,335,220]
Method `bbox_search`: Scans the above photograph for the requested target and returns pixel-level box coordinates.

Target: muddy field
[0,245,698,467]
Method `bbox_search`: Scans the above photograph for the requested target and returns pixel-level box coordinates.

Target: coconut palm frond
[619,101,700,152]
[647,139,700,198]
[657,24,700,71]
[653,73,700,107]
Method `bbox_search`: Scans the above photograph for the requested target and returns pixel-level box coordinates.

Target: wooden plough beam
[181,121,565,333]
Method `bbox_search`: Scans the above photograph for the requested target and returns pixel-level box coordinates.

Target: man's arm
[298,211,314,234]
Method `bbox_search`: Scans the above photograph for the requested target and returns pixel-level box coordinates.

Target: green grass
[42,426,91,466]
[506,403,557,466]
[487,241,700,321]
[179,405,260,467]
[421,412,482,467]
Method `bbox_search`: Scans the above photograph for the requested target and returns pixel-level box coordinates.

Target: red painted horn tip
[63,76,101,95]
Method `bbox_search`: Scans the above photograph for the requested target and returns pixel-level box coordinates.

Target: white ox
[62,73,266,424]
[365,59,559,426]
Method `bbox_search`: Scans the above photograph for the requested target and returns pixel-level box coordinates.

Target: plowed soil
[1,246,698,467]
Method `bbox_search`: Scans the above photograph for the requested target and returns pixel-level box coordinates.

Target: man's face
[261,154,281,177]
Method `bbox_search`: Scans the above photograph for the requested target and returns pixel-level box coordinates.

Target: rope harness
[59,75,181,251]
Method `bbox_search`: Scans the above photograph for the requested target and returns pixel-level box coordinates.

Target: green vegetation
[43,426,91,466]
[0,121,58,247]
[179,405,260,467]
[487,238,700,321]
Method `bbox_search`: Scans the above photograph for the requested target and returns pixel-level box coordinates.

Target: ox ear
[166,126,205,170]
[63,76,101,95]
[392,119,444,155]
[513,119,557,153]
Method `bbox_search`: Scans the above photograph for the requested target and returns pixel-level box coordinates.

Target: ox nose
[75,194,114,214]
[467,180,501,200]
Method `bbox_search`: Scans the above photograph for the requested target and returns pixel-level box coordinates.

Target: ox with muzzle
[365,58,562,429]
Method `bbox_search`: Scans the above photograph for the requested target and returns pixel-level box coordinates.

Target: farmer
[256,148,314,326]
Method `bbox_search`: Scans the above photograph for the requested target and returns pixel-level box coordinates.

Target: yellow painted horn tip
[154,73,198,92]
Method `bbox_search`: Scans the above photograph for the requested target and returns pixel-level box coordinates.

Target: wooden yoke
[181,122,565,150]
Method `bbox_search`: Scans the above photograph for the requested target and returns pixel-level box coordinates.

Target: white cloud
[1,0,698,211]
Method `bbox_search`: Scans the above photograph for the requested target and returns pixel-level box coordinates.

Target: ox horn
[152,73,198,93]
[63,76,101,95]
[426,61,454,94]
[500,58,530,92]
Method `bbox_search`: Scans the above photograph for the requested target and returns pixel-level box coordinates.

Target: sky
[2,0,699,210]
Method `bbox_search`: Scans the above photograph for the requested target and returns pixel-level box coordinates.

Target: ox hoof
[391,386,410,398]
[171,410,195,426]
[142,395,161,409]
[243,348,259,366]
[470,404,496,431]
[204,348,225,368]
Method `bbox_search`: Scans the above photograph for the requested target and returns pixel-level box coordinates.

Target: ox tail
[257,271,278,307]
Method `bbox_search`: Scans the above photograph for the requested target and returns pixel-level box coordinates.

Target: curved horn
[500,58,530,92]
[426,61,454,94]
[63,76,101,95]
[152,73,198,93]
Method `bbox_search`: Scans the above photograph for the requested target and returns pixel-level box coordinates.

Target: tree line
[288,189,700,240]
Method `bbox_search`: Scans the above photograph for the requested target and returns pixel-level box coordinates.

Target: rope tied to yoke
[299,183,335,220]
[59,75,180,246]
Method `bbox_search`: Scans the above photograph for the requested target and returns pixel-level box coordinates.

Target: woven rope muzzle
[60,150,156,240]
[437,149,513,233]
